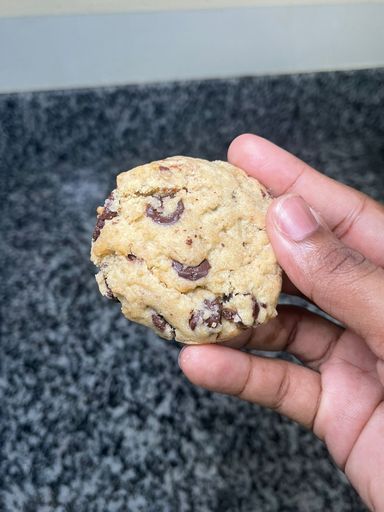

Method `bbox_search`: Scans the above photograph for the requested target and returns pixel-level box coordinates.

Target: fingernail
[274,195,319,242]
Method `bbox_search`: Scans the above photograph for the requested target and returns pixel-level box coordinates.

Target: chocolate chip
[146,195,185,225]
[92,193,118,241]
[222,308,235,320]
[172,259,211,281]
[188,313,199,331]
[222,293,233,303]
[222,308,242,323]
[151,312,175,338]
[261,188,272,199]
[103,276,118,302]
[204,299,222,327]
[127,253,143,263]
[252,297,260,322]
[152,313,167,331]
[186,238,193,246]
[159,164,180,171]
[189,298,222,331]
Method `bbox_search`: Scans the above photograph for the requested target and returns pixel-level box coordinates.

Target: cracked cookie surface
[90,156,281,344]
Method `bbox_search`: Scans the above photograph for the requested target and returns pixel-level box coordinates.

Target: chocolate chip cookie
[90,156,281,344]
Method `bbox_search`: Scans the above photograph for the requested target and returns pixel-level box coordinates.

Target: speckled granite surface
[2,69,384,511]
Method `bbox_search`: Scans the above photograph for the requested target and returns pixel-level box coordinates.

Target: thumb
[268,194,384,359]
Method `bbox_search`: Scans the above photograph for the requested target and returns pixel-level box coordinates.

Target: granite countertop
[2,69,384,511]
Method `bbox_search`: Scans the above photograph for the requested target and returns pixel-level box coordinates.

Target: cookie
[90,156,281,344]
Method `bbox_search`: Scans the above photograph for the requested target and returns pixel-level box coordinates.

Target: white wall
[0,2,383,93]
[0,0,379,17]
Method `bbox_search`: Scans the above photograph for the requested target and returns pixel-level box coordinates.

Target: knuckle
[270,365,291,412]
[235,354,253,398]
[317,244,366,277]
[307,242,376,303]
[331,194,367,241]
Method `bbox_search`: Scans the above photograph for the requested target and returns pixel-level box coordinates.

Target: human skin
[179,134,384,511]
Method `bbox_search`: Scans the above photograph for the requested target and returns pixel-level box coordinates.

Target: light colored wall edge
[0,5,383,94]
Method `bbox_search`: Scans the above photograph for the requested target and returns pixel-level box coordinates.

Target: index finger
[228,134,384,267]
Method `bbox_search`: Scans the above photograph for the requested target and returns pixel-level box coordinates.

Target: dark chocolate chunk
[146,195,185,225]
[172,259,211,281]
[92,194,118,241]
[151,312,175,338]
[252,297,260,322]
[188,311,200,331]
[261,188,272,199]
[222,308,242,323]
[222,308,235,321]
[204,299,222,328]
[159,164,180,171]
[127,253,143,263]
[222,293,233,303]
[189,298,222,330]
[152,313,167,331]
[103,276,118,302]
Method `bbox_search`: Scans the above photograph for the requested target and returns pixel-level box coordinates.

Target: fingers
[268,194,384,359]
[179,345,321,430]
[226,305,343,371]
[228,134,384,266]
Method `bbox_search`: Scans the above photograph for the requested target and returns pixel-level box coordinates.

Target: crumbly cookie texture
[90,156,281,344]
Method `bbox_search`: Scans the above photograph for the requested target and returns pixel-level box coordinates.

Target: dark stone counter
[2,69,383,511]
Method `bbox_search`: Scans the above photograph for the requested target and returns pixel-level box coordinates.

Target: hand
[179,134,384,511]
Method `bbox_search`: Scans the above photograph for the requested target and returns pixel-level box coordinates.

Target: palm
[179,135,384,511]
[317,329,384,503]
